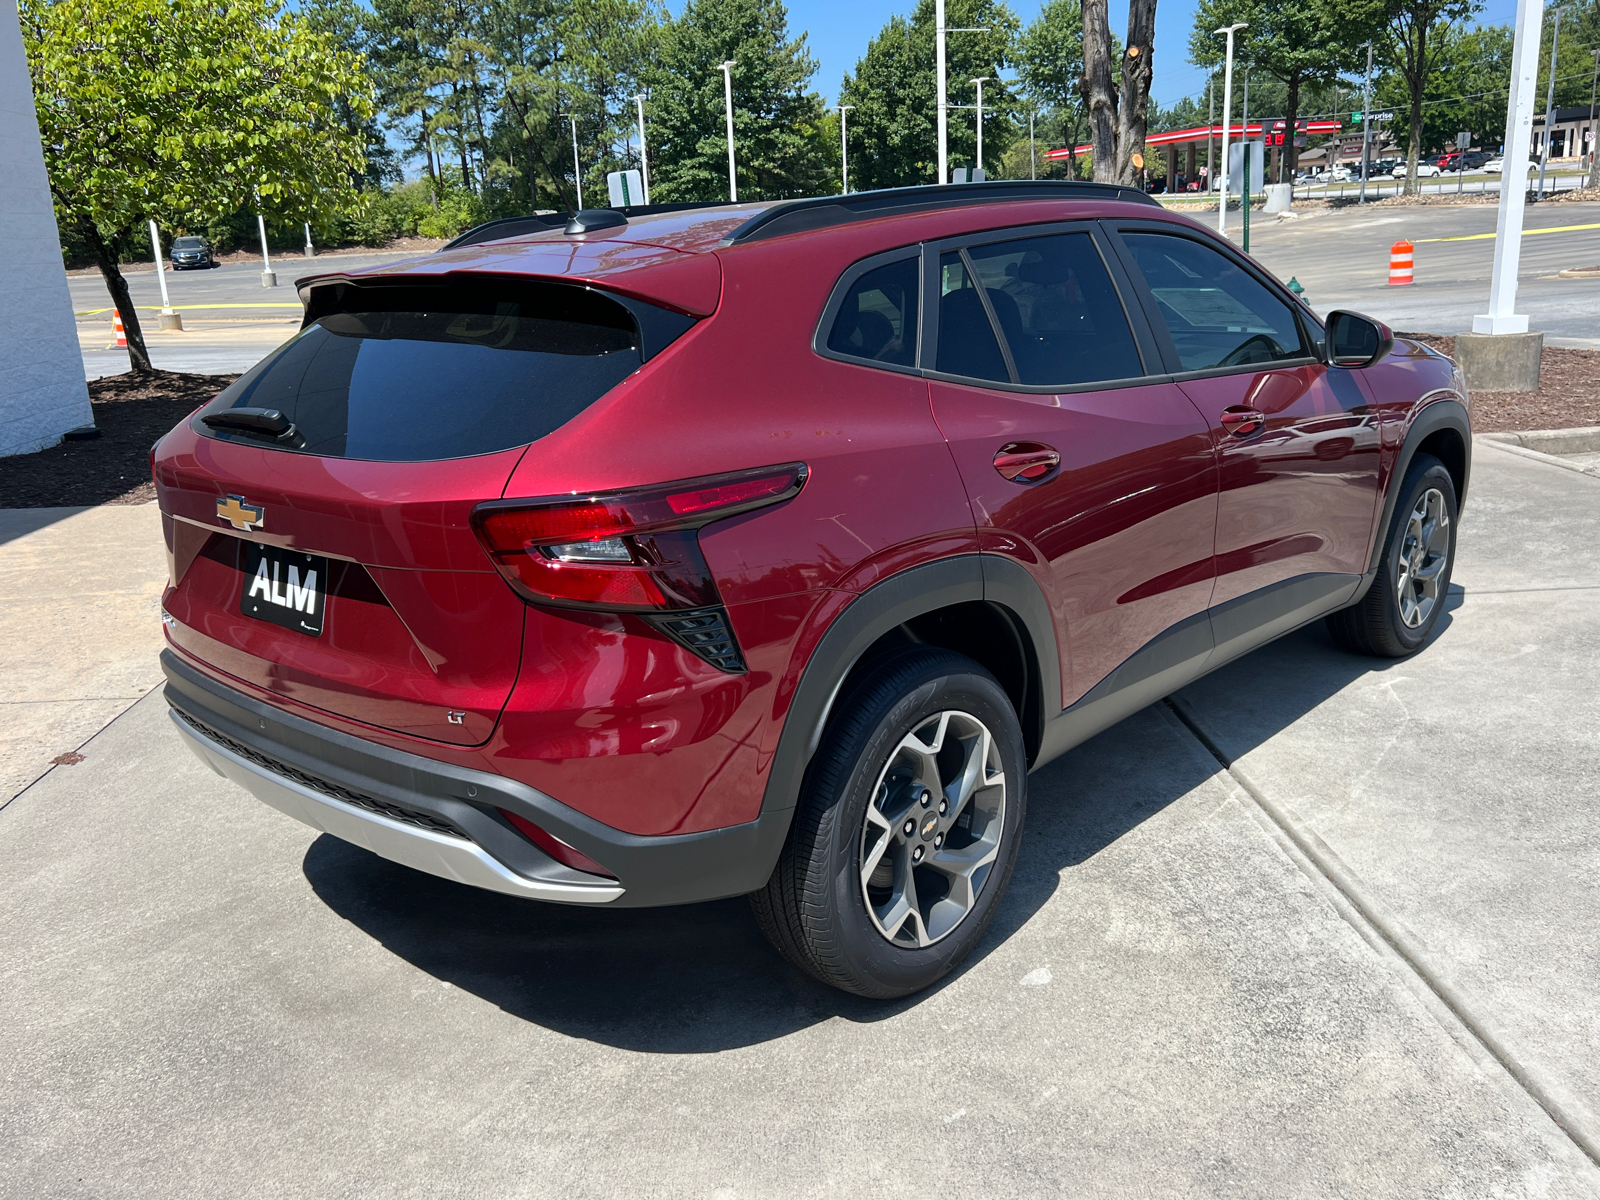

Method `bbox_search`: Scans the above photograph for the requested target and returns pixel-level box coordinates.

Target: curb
[1476,432,1600,477]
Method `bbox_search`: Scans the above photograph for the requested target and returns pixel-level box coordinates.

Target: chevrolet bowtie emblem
[217,495,265,532]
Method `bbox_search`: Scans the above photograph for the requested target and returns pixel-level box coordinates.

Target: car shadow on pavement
[304,586,1463,1051]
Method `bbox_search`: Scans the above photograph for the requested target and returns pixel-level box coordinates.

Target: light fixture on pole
[1214,22,1248,235]
[935,3,989,184]
[1537,5,1571,197]
[838,104,854,193]
[1358,41,1375,203]
[970,77,991,170]
[565,114,583,210]
[720,60,738,202]
[633,94,651,203]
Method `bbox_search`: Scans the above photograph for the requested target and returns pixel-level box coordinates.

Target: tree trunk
[1405,26,1428,196]
[1283,76,1302,182]
[1113,0,1157,185]
[1081,0,1118,182]
[81,220,151,374]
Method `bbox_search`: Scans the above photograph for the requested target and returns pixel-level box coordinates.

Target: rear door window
[1119,232,1307,372]
[196,282,647,462]
[936,252,1011,383]
[825,256,919,367]
[961,232,1144,386]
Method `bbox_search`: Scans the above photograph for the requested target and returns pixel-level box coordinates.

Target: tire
[751,647,1027,998]
[1326,453,1458,657]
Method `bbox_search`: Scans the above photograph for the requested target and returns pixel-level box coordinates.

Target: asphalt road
[2,442,1599,1197]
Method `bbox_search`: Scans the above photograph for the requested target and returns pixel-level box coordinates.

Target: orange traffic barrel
[1388,240,1414,286]
[113,311,127,347]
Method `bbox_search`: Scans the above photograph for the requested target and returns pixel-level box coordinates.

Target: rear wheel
[751,648,1026,999]
[1327,453,1457,657]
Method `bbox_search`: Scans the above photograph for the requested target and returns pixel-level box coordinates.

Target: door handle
[1220,407,1266,438]
[993,442,1061,483]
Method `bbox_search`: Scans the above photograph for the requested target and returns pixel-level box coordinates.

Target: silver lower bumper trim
[172,711,624,904]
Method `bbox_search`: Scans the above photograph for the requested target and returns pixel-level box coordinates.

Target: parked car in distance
[1392,161,1444,178]
[170,236,217,269]
[154,182,1472,999]
[1484,156,1536,174]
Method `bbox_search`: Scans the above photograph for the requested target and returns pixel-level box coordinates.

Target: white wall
[0,0,91,459]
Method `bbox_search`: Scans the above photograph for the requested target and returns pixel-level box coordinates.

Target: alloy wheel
[1397,486,1450,629]
[859,710,1006,948]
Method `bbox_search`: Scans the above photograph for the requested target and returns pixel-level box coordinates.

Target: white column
[839,105,853,193]
[1215,24,1246,234]
[257,213,276,288]
[150,220,173,314]
[1474,0,1545,334]
[568,115,583,209]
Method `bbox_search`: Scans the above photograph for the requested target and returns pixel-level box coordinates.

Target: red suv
[154,182,1470,998]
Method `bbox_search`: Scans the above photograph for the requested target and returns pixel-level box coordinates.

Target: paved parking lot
[1,441,1597,1197]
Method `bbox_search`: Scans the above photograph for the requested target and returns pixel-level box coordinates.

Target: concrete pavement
[1,443,1598,1196]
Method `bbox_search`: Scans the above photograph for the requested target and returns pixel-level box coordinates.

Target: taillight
[472,463,806,613]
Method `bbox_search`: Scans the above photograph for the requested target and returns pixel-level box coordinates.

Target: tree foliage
[21,0,374,370]
[838,0,1019,190]
[643,0,829,201]
[1377,0,1483,191]
[1017,0,1087,176]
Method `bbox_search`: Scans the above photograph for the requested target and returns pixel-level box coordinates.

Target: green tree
[1188,0,1385,183]
[1372,23,1511,160]
[1017,0,1087,177]
[1377,0,1483,192]
[22,0,373,372]
[838,0,1019,190]
[644,0,828,201]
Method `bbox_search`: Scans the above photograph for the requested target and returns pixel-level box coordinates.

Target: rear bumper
[162,650,792,908]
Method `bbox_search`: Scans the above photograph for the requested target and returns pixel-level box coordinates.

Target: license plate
[240,542,328,636]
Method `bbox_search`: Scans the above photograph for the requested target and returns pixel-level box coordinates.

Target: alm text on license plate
[241,542,328,636]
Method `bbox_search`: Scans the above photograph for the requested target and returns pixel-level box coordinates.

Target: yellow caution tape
[1419,221,1600,243]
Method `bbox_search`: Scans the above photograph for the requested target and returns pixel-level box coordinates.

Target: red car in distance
[154,182,1470,998]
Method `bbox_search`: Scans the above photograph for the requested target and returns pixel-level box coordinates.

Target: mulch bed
[0,371,236,508]
[1401,335,1600,432]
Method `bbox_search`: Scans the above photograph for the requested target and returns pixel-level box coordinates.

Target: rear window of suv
[195,281,646,462]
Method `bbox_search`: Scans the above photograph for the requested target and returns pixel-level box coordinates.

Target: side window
[963,232,1144,386]
[1120,232,1306,372]
[935,251,1009,382]
[826,256,919,367]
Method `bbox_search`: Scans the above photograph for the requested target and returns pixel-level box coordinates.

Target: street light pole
[970,77,990,170]
[1029,105,1037,179]
[720,60,738,201]
[1215,23,1248,235]
[633,94,651,203]
[839,105,854,192]
[566,114,583,209]
[256,212,275,288]
[1358,41,1375,204]
[1206,75,1215,193]
[935,5,989,184]
[1474,0,1546,335]
[1537,5,1569,197]
[148,219,181,331]
[1588,49,1599,190]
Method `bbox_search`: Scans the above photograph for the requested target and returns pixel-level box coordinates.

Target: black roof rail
[441,200,757,251]
[722,180,1160,245]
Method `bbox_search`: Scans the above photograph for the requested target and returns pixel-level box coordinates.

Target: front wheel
[1327,453,1458,657]
[751,648,1027,999]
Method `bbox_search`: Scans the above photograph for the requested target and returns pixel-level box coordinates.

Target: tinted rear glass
[196,282,640,461]
[826,257,918,367]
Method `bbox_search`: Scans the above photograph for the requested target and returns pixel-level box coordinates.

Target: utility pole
[1206,75,1215,193]
[1587,49,1599,189]
[1358,41,1375,203]
[1537,6,1569,197]
[839,104,854,193]
[1029,105,1037,179]
[566,114,583,209]
[720,60,738,201]
[1216,23,1247,235]
[935,3,989,184]
[633,94,651,203]
[971,77,991,170]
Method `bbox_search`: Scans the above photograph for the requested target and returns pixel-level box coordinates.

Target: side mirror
[1325,310,1394,368]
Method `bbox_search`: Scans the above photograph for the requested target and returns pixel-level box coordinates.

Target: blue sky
[770,0,1523,111]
